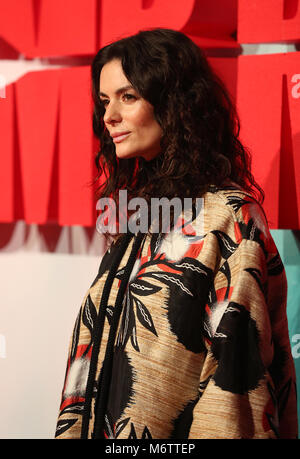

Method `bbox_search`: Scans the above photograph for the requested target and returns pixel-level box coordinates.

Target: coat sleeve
[54,304,86,438]
[188,201,298,439]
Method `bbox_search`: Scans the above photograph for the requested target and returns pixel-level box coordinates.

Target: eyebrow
[99,85,134,98]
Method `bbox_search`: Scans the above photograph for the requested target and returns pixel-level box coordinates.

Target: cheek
[129,105,156,129]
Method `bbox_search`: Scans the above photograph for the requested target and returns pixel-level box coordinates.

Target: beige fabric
[55,188,298,439]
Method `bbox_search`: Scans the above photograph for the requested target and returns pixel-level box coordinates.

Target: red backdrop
[0,0,299,228]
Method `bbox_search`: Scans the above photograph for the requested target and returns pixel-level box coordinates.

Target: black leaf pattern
[115,417,130,438]
[244,267,267,298]
[211,230,239,259]
[130,323,140,352]
[267,253,284,276]
[278,378,292,419]
[128,422,137,439]
[55,418,77,437]
[150,232,162,258]
[265,381,280,438]
[127,422,152,439]
[117,292,135,349]
[142,425,153,439]
[130,278,162,296]
[134,297,158,336]
[226,195,253,213]
[82,294,98,336]
[59,401,85,416]
[104,413,115,438]
[70,307,81,362]
[144,272,194,297]
[219,260,231,300]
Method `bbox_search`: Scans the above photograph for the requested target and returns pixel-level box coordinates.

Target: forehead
[99,59,130,93]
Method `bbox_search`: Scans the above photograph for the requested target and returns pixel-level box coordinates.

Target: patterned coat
[55,185,298,439]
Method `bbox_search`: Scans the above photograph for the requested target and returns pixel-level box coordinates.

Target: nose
[103,100,122,125]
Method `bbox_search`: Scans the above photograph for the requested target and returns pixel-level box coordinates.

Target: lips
[112,132,131,143]
[111,130,130,138]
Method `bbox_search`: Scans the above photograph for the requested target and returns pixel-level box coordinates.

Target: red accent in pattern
[75,344,92,360]
[60,396,85,412]
[262,396,276,432]
[234,221,242,244]
[183,240,204,259]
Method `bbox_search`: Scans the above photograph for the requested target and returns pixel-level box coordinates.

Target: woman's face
[99,59,163,161]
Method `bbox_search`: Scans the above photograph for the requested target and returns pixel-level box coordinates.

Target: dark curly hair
[91,27,264,239]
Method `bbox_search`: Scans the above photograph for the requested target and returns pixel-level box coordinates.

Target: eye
[100,99,109,107]
[99,93,136,109]
[123,93,136,101]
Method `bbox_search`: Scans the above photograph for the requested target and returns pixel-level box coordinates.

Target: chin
[115,146,160,161]
[115,149,138,160]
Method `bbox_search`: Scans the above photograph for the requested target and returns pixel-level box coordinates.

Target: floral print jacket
[55,186,298,439]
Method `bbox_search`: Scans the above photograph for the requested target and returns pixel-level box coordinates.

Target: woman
[55,28,298,439]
